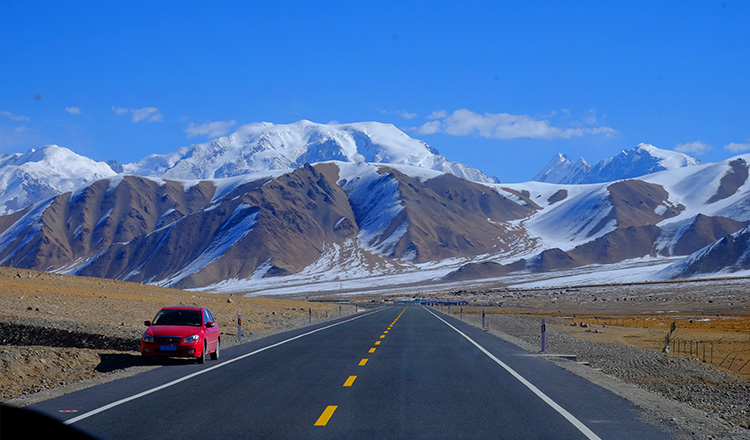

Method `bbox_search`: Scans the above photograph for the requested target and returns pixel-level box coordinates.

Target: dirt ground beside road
[0,267,353,403]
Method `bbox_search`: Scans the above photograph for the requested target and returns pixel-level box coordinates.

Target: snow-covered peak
[532,153,592,184]
[7,145,116,179]
[124,120,496,183]
[532,144,700,184]
[633,143,701,169]
[0,145,117,215]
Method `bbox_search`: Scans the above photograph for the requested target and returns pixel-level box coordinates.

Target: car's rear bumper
[140,341,202,358]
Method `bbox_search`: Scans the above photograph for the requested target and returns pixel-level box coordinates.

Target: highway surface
[28,305,670,439]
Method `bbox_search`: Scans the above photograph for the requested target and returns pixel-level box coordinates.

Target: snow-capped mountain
[531,153,592,185]
[1,152,749,289]
[0,145,117,215]
[1,124,749,290]
[0,162,528,288]
[125,120,496,184]
[532,144,700,184]
[446,154,750,281]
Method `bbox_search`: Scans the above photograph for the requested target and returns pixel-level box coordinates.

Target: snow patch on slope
[158,207,259,286]
[337,164,406,256]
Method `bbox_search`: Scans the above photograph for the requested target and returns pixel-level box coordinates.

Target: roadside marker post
[460,307,463,320]
[309,307,312,324]
[482,309,485,328]
[238,314,242,343]
[541,319,546,352]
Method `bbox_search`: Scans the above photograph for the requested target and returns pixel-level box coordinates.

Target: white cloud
[186,120,237,138]
[724,141,750,153]
[112,106,129,116]
[112,106,163,123]
[65,107,81,115]
[582,108,598,125]
[1,111,30,122]
[417,120,441,135]
[131,107,162,122]
[427,110,447,120]
[675,141,712,155]
[378,108,418,120]
[418,109,616,140]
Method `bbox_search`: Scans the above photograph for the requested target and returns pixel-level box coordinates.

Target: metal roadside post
[238,314,242,343]
[339,305,341,317]
[460,307,463,320]
[482,309,485,329]
[541,318,546,352]
[309,307,312,324]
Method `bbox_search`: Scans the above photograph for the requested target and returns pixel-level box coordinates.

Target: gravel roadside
[448,309,750,440]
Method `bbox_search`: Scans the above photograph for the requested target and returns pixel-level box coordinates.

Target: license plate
[160,344,177,352]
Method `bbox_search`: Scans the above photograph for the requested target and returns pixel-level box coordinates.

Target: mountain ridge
[0,122,749,289]
[124,120,497,184]
[533,143,701,184]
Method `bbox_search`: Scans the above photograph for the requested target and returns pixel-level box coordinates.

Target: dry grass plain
[551,313,750,381]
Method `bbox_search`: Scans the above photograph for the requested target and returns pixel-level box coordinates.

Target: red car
[141,306,220,363]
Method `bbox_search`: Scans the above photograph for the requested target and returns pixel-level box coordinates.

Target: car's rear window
[152,309,203,326]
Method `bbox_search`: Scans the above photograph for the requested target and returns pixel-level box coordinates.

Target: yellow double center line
[314,307,407,427]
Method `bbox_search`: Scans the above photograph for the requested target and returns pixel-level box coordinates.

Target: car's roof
[159,305,205,311]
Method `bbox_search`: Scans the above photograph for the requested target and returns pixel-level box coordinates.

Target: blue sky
[1,1,748,182]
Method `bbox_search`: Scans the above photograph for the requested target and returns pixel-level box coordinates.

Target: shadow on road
[97,353,206,372]
[96,353,145,372]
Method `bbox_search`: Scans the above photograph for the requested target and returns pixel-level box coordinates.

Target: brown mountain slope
[664,226,750,278]
[376,170,537,262]
[0,177,219,274]
[707,158,748,204]
[587,180,683,237]
[75,164,359,288]
[670,214,748,256]
[569,225,662,265]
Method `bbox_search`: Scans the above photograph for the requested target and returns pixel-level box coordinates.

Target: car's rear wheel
[198,341,206,364]
[210,340,220,360]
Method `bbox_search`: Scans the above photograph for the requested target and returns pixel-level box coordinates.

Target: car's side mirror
[144,321,151,326]
[205,322,214,328]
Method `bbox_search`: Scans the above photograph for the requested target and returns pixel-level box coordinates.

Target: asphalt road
[27,305,670,439]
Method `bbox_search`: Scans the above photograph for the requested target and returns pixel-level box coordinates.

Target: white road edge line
[65,307,388,425]
[423,307,602,440]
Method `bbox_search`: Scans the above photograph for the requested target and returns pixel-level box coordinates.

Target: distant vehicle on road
[141,306,220,363]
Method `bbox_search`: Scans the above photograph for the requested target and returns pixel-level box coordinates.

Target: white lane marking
[423,307,602,440]
[65,307,388,425]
